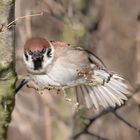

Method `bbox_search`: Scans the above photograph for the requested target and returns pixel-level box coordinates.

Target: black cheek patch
[24,52,28,61]
[47,48,52,57]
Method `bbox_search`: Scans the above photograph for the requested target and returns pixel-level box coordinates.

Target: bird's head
[23,37,55,74]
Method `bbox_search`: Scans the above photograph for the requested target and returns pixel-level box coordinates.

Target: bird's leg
[37,85,60,94]
[26,81,61,95]
[61,87,72,102]
[73,102,80,112]
[26,80,42,94]
[61,87,79,109]
[26,81,49,94]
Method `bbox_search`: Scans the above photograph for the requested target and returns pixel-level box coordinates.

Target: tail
[75,69,132,109]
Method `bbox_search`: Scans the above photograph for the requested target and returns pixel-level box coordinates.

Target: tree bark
[0,0,16,140]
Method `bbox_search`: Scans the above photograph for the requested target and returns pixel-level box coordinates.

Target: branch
[85,131,108,140]
[16,79,28,93]
[111,110,140,132]
[72,84,140,139]
[72,127,109,140]
[0,12,43,33]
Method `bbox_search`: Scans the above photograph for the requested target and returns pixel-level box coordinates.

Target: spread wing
[70,49,132,109]
[50,41,132,109]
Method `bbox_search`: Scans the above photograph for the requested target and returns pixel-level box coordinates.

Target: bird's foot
[61,88,79,108]
[26,81,47,94]
[26,81,39,90]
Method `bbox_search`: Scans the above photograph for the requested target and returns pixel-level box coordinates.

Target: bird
[23,37,132,109]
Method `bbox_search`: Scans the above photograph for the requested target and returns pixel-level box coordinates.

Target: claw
[61,88,79,110]
[38,89,45,95]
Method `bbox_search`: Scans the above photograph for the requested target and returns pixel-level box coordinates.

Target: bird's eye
[28,50,33,55]
[24,51,28,61]
[47,48,52,57]
[42,48,46,53]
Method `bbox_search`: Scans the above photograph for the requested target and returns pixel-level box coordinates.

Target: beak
[32,52,43,61]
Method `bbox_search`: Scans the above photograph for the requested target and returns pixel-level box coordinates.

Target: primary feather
[66,48,131,109]
[74,69,131,109]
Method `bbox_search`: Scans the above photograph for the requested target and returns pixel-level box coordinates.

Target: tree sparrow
[23,37,131,109]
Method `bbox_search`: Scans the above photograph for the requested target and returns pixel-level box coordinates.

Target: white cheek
[42,55,53,69]
[23,54,34,69]
[42,46,55,69]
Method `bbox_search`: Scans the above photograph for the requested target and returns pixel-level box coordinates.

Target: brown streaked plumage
[24,38,71,53]
[51,40,71,48]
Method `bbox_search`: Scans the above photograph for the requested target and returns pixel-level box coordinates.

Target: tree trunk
[0,0,16,140]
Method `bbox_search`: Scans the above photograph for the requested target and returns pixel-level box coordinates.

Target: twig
[25,10,32,39]
[7,12,43,28]
[72,129,108,140]
[111,110,140,132]
[72,107,115,139]
[0,12,43,33]
[85,131,108,140]
[16,79,28,93]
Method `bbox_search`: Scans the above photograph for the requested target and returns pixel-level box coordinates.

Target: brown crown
[24,37,50,52]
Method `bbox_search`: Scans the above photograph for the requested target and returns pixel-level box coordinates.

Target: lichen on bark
[0,0,16,140]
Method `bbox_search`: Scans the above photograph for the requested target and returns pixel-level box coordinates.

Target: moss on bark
[0,0,16,140]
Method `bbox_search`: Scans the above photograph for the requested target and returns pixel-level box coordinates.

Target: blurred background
[7,0,140,140]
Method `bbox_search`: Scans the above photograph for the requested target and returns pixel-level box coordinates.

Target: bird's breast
[31,62,85,87]
[31,74,61,87]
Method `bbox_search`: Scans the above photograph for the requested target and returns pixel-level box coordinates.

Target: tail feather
[74,69,132,109]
